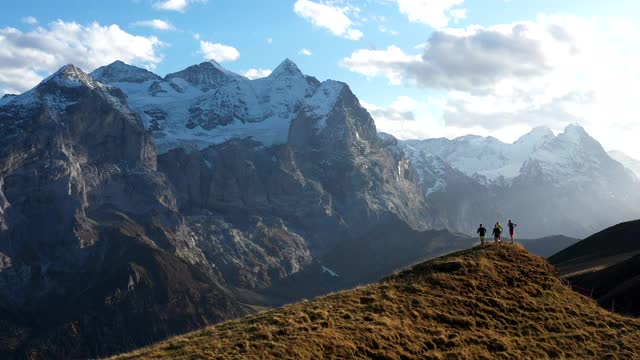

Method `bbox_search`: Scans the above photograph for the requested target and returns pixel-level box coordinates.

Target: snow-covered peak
[42,64,97,89]
[208,59,226,72]
[515,126,554,145]
[454,134,505,147]
[269,58,304,79]
[90,61,161,84]
[80,58,360,152]
[399,124,615,183]
[561,123,590,142]
[2,64,133,119]
[551,124,604,156]
[165,62,235,92]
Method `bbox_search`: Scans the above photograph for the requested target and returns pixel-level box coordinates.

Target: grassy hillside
[550,220,640,275]
[113,245,640,359]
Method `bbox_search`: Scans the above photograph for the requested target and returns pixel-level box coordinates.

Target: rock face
[399,125,640,238]
[0,65,247,358]
[157,81,430,289]
[0,61,435,358]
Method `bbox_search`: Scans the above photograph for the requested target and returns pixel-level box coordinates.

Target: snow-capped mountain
[0,60,436,357]
[609,150,640,179]
[398,125,640,238]
[90,59,345,152]
[402,126,555,183]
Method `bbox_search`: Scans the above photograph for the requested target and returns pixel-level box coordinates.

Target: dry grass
[112,245,640,359]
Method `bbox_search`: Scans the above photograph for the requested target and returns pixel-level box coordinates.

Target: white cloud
[364,96,417,122]
[298,48,312,56]
[346,16,640,158]
[243,68,272,80]
[21,16,38,25]
[0,21,165,93]
[267,37,273,44]
[396,0,466,28]
[153,0,205,12]
[293,0,363,40]
[198,40,240,62]
[132,19,176,31]
[341,45,421,85]
[362,96,448,140]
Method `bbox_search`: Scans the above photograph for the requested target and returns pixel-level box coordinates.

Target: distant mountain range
[394,125,640,238]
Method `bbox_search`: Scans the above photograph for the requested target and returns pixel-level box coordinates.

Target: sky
[1,0,640,157]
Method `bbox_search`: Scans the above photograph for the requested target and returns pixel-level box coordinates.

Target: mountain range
[0,58,638,358]
[0,59,438,358]
[397,125,640,238]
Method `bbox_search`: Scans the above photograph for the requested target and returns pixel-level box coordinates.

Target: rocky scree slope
[113,245,640,360]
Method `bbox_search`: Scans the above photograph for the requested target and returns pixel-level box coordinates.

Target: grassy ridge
[114,245,640,359]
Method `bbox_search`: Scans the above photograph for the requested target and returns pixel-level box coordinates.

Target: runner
[477,224,487,247]
[492,223,502,244]
[508,220,518,244]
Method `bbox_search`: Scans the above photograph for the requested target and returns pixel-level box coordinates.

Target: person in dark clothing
[477,224,487,247]
[492,223,502,244]
[508,220,518,243]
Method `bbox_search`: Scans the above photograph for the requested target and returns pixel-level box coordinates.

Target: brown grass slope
[113,245,640,360]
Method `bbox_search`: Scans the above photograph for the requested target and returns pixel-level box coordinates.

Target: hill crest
[113,245,640,359]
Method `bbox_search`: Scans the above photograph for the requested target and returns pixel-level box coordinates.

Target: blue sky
[2,0,640,157]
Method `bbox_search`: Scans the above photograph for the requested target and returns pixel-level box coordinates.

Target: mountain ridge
[0,61,437,358]
[396,125,640,238]
[112,245,640,360]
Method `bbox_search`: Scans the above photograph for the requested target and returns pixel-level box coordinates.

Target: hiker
[492,223,502,244]
[508,220,518,243]
[477,224,487,247]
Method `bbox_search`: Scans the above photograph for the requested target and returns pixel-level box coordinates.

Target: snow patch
[93,59,345,152]
[321,266,339,277]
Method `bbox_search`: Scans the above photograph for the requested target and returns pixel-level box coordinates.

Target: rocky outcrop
[0,65,247,359]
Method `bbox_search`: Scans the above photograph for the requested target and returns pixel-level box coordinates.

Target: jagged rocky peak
[270,58,304,78]
[43,64,98,89]
[164,60,235,91]
[90,60,162,84]
[0,63,154,167]
[560,123,591,142]
[515,126,555,144]
[539,123,607,156]
[2,64,132,117]
[0,93,17,106]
